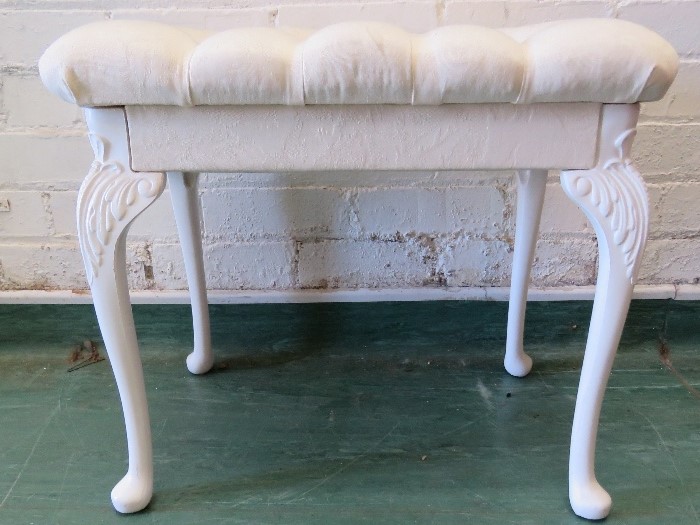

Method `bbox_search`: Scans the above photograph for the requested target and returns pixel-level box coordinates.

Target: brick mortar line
[0,65,39,75]
[637,120,700,127]
[0,127,86,135]
[0,233,644,244]
[0,183,84,191]
[0,176,696,191]
[174,232,597,243]
[646,180,700,186]
[1,184,697,196]
[199,185,513,192]
[647,233,700,241]
[6,233,697,247]
[0,237,78,246]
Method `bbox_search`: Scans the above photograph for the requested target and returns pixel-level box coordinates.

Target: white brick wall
[1,0,699,293]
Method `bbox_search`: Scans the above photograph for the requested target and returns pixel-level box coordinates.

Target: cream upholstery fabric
[39,19,678,107]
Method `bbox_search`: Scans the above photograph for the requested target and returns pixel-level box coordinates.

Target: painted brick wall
[0,0,698,292]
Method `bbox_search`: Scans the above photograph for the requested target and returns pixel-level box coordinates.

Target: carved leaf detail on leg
[78,133,165,284]
[561,128,648,284]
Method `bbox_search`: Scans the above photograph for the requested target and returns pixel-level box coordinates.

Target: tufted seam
[409,34,415,105]
[174,27,206,106]
[301,37,307,105]
[514,39,531,104]
[183,48,195,106]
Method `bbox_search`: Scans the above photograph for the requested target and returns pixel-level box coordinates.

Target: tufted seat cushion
[39,19,678,107]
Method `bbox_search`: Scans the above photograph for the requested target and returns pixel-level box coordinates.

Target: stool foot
[569,479,612,520]
[504,351,533,378]
[186,349,215,375]
[111,471,153,514]
[505,169,547,378]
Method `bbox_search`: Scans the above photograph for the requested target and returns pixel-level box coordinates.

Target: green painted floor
[0,300,699,524]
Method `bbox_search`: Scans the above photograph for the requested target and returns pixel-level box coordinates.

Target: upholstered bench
[39,18,677,519]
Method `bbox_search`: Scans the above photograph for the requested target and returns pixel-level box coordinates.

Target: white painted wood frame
[77,102,646,520]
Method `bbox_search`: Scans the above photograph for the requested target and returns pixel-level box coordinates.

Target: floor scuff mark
[0,401,61,509]
[476,378,494,410]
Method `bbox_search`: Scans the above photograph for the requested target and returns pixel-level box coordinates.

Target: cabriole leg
[78,107,165,513]
[505,169,547,377]
[560,103,647,520]
[167,172,213,374]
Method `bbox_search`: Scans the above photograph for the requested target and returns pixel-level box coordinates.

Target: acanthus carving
[78,133,165,284]
[561,127,648,284]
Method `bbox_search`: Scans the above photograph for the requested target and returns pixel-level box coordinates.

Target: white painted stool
[39,19,678,519]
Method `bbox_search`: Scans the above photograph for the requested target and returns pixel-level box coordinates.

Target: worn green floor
[0,300,699,524]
